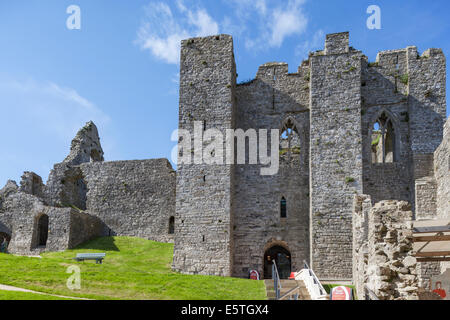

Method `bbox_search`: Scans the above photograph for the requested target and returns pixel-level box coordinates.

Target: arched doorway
[264,245,291,279]
[37,214,49,247]
[0,232,11,244]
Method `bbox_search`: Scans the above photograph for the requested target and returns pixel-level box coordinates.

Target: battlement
[373,48,407,66]
[255,62,295,81]
[324,31,349,55]
[181,34,233,46]
[421,48,444,58]
[373,46,445,66]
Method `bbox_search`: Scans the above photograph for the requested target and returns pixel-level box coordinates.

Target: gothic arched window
[280,118,300,162]
[371,112,397,164]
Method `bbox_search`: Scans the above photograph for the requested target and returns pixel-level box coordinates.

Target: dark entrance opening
[0,232,11,244]
[263,245,291,279]
[37,215,49,247]
[0,232,11,252]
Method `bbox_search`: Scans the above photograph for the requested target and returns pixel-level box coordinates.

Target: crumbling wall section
[1,176,102,255]
[353,197,419,300]
[19,172,45,199]
[2,192,72,254]
[0,181,19,241]
[63,121,104,166]
[45,164,87,210]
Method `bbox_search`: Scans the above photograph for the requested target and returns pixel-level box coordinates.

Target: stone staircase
[264,279,311,300]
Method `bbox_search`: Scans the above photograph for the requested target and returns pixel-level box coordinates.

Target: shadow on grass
[74,236,120,252]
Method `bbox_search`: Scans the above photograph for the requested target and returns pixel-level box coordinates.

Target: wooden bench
[73,253,106,264]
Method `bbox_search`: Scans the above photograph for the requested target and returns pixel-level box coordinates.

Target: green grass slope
[0,237,266,300]
[0,290,76,300]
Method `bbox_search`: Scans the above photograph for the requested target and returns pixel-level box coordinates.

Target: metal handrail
[272,260,282,300]
[279,286,300,300]
[303,260,326,296]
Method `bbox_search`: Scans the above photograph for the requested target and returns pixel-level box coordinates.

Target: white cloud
[255,0,267,16]
[136,2,219,65]
[188,9,219,37]
[269,0,308,47]
[137,1,312,63]
[223,0,309,51]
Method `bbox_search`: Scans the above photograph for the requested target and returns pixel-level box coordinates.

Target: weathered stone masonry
[172,35,236,276]
[172,31,447,281]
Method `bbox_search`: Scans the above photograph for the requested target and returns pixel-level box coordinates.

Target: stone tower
[172,35,237,276]
[309,32,364,279]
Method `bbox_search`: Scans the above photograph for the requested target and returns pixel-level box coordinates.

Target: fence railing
[272,260,301,300]
[303,260,327,297]
[272,260,282,300]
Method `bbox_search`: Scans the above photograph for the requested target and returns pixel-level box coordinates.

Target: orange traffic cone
[289,272,295,280]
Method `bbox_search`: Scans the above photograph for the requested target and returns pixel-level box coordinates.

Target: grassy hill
[0,237,266,300]
[0,290,76,300]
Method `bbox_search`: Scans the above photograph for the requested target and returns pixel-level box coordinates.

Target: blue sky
[0,0,449,185]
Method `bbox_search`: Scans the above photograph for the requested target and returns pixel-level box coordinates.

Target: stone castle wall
[81,159,176,242]
[361,49,413,206]
[232,61,310,278]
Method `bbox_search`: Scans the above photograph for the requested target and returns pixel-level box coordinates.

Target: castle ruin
[0,32,448,288]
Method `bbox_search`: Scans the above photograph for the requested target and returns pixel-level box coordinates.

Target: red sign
[249,270,260,280]
[331,286,353,300]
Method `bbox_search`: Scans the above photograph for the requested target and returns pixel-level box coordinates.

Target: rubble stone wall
[353,196,419,300]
